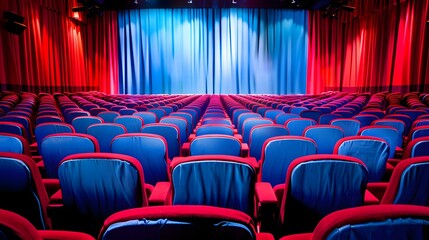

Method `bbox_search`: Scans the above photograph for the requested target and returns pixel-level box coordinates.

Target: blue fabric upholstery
[360,127,399,158]
[286,119,317,136]
[172,160,255,216]
[394,163,429,205]
[111,134,168,185]
[0,135,25,154]
[331,119,360,137]
[190,136,241,156]
[304,126,343,154]
[318,114,342,125]
[0,156,46,229]
[261,137,316,186]
[102,219,253,240]
[336,138,389,182]
[133,112,158,124]
[98,112,120,123]
[242,118,273,143]
[249,125,289,160]
[141,124,180,159]
[72,117,103,134]
[0,122,24,137]
[35,123,74,152]
[87,124,126,152]
[58,157,143,221]
[41,135,97,178]
[237,113,261,134]
[170,113,193,136]
[160,117,188,144]
[373,120,405,147]
[114,116,143,133]
[326,218,429,240]
[196,125,234,136]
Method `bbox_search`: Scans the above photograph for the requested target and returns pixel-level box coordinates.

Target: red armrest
[50,190,62,205]
[188,134,196,142]
[256,232,276,240]
[42,179,60,197]
[279,233,312,240]
[387,158,401,167]
[364,189,379,205]
[181,142,190,156]
[367,182,389,201]
[255,182,278,232]
[39,230,95,240]
[234,134,243,142]
[145,183,154,197]
[148,182,171,206]
[241,143,249,157]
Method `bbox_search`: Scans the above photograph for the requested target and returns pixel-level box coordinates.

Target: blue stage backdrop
[118,8,308,94]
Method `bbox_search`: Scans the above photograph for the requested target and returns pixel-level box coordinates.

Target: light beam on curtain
[118,8,308,94]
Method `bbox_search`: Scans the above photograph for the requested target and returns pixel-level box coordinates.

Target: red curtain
[0,0,118,94]
[307,0,429,94]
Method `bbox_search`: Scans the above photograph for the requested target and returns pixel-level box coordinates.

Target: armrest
[279,233,312,240]
[255,182,278,232]
[234,134,243,142]
[245,157,259,172]
[148,182,171,206]
[42,179,60,197]
[32,156,43,163]
[364,189,379,205]
[39,230,95,240]
[49,190,62,205]
[145,183,154,197]
[181,142,190,156]
[256,232,276,240]
[367,182,389,201]
[241,143,249,157]
[187,134,196,142]
[387,158,401,167]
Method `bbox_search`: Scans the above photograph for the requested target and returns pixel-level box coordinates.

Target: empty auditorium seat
[248,124,289,160]
[87,123,127,152]
[303,125,344,154]
[141,123,181,159]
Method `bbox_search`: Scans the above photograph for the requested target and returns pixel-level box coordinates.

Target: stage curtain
[0,0,119,93]
[307,0,429,94]
[86,11,119,94]
[118,8,308,94]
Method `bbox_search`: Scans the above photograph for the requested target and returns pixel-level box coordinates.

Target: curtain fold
[0,0,119,93]
[307,0,429,94]
[118,8,308,94]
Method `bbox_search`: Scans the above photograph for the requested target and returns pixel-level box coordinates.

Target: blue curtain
[118,8,308,94]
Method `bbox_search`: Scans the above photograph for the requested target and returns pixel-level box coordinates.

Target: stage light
[188,0,192,3]
[232,0,237,4]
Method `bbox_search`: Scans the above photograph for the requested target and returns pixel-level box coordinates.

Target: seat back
[352,114,379,128]
[409,126,429,141]
[114,116,143,133]
[359,126,399,158]
[141,123,181,159]
[58,153,148,232]
[0,133,31,156]
[190,135,241,156]
[373,119,406,147]
[237,113,261,134]
[0,153,50,229]
[98,111,120,123]
[99,206,259,240]
[403,137,429,158]
[0,115,33,143]
[285,118,317,136]
[242,118,273,143]
[381,156,429,205]
[249,124,289,160]
[87,123,127,152]
[303,125,344,154]
[335,136,389,182]
[300,110,322,123]
[133,112,158,124]
[34,123,75,153]
[0,121,26,138]
[318,113,342,125]
[160,116,188,144]
[279,154,368,235]
[274,113,300,125]
[195,124,234,136]
[330,119,360,137]
[260,136,317,186]
[309,205,429,240]
[40,133,99,178]
[111,133,169,185]
[72,116,104,133]
[171,155,257,216]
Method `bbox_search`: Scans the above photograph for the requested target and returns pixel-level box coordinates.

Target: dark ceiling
[84,0,334,10]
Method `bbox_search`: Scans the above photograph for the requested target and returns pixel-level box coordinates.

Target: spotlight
[187,0,192,3]
[232,0,237,3]
[134,0,138,4]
